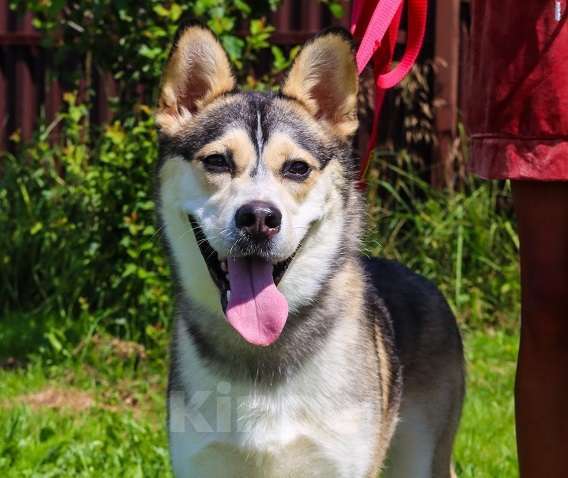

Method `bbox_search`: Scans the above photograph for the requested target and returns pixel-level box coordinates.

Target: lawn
[0,327,519,477]
[455,330,519,477]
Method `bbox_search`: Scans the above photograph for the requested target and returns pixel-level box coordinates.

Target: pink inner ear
[179,66,213,114]
[311,82,339,120]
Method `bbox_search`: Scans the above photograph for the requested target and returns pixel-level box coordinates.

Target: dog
[155,24,465,478]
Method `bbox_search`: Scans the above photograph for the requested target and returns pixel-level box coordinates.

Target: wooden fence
[0,0,470,186]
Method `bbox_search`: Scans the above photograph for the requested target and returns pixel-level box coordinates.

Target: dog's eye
[282,160,311,181]
[202,154,231,173]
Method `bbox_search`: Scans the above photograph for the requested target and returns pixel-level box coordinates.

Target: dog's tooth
[226,290,231,303]
[220,260,227,272]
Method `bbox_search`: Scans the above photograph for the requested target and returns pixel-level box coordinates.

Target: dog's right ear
[156,26,235,135]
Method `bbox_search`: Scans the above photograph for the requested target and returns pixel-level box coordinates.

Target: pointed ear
[282,30,358,139]
[156,26,235,134]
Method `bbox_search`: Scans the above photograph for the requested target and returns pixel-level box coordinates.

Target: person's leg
[512,180,568,477]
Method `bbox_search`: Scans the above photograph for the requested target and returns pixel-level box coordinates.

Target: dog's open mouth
[189,215,294,347]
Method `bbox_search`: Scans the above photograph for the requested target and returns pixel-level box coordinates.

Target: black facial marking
[266,94,344,170]
[246,93,272,178]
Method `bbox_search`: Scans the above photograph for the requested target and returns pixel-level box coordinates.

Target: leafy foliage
[1,95,169,341]
[12,0,287,106]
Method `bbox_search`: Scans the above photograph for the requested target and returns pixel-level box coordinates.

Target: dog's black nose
[235,201,282,239]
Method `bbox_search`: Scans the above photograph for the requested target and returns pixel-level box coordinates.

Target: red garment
[467,1,568,180]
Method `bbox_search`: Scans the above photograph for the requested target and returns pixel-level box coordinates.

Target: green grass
[455,330,519,477]
[0,328,519,477]
[0,328,170,477]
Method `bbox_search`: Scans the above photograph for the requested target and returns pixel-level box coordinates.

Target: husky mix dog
[155,25,465,478]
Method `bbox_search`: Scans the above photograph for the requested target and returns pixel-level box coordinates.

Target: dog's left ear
[156,26,235,135]
[282,30,358,139]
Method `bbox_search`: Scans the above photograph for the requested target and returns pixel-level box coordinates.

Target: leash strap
[351,0,428,183]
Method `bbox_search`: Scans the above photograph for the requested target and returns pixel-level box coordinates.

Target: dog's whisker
[151,224,166,242]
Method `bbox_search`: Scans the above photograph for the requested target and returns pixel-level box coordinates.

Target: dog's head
[156,26,359,347]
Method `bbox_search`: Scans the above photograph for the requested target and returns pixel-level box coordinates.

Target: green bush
[14,1,283,101]
[1,95,169,340]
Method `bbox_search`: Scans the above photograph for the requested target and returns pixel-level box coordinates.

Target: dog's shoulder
[362,256,463,383]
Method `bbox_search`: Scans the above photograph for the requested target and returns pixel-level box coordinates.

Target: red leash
[351,0,428,183]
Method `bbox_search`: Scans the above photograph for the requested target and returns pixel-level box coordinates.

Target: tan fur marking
[261,131,321,201]
[194,128,256,177]
[375,323,392,422]
[331,260,365,316]
[368,320,399,477]
[158,126,257,194]
[282,33,358,139]
[156,27,235,135]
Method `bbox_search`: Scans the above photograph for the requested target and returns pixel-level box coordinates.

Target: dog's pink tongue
[226,257,288,346]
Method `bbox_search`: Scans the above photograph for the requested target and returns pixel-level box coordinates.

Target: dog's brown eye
[283,160,311,181]
[202,154,231,173]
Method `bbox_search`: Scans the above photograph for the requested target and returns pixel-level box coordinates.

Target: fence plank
[95,71,117,125]
[432,0,460,189]
[273,0,293,32]
[0,0,8,151]
[301,0,322,31]
[14,12,36,143]
[45,72,62,144]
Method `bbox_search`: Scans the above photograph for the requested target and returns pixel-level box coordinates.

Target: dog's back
[365,257,465,477]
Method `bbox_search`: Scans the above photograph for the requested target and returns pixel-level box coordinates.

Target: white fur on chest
[169,320,378,478]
